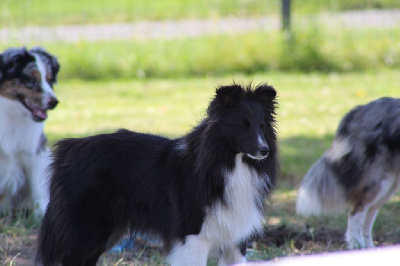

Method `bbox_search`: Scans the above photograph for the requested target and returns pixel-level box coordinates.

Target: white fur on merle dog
[297,98,400,249]
[0,47,59,217]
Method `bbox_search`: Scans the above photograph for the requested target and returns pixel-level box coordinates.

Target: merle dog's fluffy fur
[36,83,278,265]
[297,97,400,249]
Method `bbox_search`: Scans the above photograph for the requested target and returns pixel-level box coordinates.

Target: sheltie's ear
[215,84,244,108]
[254,83,276,103]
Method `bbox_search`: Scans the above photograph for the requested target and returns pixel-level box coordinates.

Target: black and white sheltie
[36,83,278,265]
[0,47,59,217]
[297,98,400,249]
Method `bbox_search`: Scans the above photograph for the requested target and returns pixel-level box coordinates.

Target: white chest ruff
[0,154,25,197]
[0,97,48,212]
[0,97,44,156]
[200,154,266,247]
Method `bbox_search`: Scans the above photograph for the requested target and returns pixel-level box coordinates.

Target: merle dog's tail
[296,153,347,217]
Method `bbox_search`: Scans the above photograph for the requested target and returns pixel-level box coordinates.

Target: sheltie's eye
[260,123,265,130]
[243,118,251,128]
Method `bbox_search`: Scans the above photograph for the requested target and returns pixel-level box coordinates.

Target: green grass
[0,0,277,27]
[2,27,399,79]
[2,1,400,262]
[1,0,399,27]
[46,70,400,182]
[1,70,400,264]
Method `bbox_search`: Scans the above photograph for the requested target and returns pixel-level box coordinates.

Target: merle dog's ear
[30,47,60,78]
[51,56,60,77]
[215,84,244,108]
[0,47,34,78]
[254,83,276,103]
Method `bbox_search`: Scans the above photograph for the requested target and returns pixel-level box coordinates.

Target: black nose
[48,97,59,109]
[260,146,270,157]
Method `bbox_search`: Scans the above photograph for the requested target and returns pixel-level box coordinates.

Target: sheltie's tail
[296,155,347,217]
[35,212,58,265]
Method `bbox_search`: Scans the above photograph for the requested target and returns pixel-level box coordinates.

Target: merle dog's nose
[48,97,59,109]
[260,146,270,157]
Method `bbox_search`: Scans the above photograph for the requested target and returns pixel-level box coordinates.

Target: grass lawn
[46,69,400,180]
[2,27,399,79]
[2,0,400,27]
[1,70,400,264]
[1,1,400,264]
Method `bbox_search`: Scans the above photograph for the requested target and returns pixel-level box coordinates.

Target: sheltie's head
[208,83,277,161]
[0,47,60,122]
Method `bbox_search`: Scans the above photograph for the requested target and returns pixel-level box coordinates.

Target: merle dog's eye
[23,76,39,87]
[243,119,251,128]
[260,123,265,130]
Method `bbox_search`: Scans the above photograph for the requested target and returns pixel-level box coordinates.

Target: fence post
[281,0,291,32]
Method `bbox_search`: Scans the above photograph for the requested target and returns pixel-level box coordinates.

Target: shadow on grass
[279,134,334,189]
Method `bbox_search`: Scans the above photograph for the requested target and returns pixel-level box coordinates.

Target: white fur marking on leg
[363,207,379,248]
[168,235,210,266]
[346,177,396,249]
[346,211,367,249]
[26,149,51,216]
[358,176,400,248]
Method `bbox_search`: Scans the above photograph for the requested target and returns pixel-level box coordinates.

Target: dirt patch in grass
[3,225,399,265]
[3,192,400,265]
[1,229,38,265]
[263,225,345,249]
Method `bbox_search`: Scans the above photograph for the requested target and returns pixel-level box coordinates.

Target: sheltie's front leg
[168,235,211,266]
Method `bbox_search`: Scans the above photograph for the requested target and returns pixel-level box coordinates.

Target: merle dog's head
[0,47,60,122]
[208,83,277,160]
